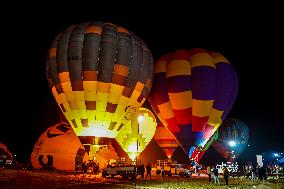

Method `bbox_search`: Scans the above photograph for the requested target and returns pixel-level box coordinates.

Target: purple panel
[212,63,238,118]
[191,66,216,100]
[152,72,170,105]
[166,75,191,93]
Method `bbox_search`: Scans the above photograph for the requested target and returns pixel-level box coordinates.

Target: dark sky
[1,3,283,163]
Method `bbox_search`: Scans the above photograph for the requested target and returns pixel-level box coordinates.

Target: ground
[0,168,283,189]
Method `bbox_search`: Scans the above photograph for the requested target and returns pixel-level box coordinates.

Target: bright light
[14,155,16,157]
[274,153,279,157]
[247,144,250,147]
[137,115,144,123]
[232,151,234,153]
[228,141,236,147]
[127,142,139,152]
[130,153,136,161]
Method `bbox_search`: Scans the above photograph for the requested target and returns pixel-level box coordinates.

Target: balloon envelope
[46,22,154,146]
[0,142,13,164]
[148,49,238,160]
[31,122,88,171]
[116,108,157,160]
[213,118,249,160]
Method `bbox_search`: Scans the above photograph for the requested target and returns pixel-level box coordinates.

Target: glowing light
[274,153,279,157]
[228,140,236,147]
[129,153,137,161]
[127,142,139,153]
[137,115,145,123]
[247,144,250,147]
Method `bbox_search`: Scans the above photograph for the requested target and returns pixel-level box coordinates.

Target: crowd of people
[206,162,284,186]
[75,159,100,177]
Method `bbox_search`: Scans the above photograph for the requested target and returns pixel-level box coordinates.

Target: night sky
[1,3,283,164]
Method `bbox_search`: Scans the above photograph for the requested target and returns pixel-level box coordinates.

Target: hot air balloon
[148,49,238,161]
[0,142,13,166]
[92,145,118,170]
[213,118,249,161]
[46,22,154,157]
[115,108,157,160]
[31,122,89,171]
[154,122,179,159]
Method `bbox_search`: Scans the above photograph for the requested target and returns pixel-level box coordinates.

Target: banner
[256,155,263,167]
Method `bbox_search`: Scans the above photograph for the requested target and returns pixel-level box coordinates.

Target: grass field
[0,168,283,188]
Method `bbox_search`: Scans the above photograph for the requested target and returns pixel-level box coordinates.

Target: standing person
[252,165,256,180]
[145,163,152,180]
[223,166,229,186]
[207,165,212,183]
[140,164,145,180]
[213,166,220,185]
[161,165,165,180]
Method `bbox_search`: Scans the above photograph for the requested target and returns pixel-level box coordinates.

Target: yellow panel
[96,92,109,102]
[157,101,174,119]
[73,91,85,100]
[76,100,86,109]
[58,93,68,103]
[65,91,75,101]
[59,72,70,83]
[85,91,96,101]
[192,100,214,117]
[211,52,230,64]
[117,96,129,106]
[168,91,192,110]
[190,53,215,68]
[96,101,107,112]
[109,84,124,104]
[96,111,104,121]
[83,81,97,91]
[154,60,167,73]
[62,102,71,112]
[108,94,121,104]
[208,108,224,128]
[166,60,191,77]
[68,100,77,110]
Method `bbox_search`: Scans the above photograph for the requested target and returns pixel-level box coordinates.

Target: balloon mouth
[79,136,114,146]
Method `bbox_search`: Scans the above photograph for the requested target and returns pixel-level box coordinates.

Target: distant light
[228,141,236,147]
[247,144,250,147]
[232,151,234,153]
[14,155,16,157]
[137,115,144,123]
[281,153,283,155]
[274,153,279,157]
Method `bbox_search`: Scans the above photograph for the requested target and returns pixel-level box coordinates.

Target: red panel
[165,117,180,133]
[169,49,190,61]
[173,108,192,125]
[192,116,208,132]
